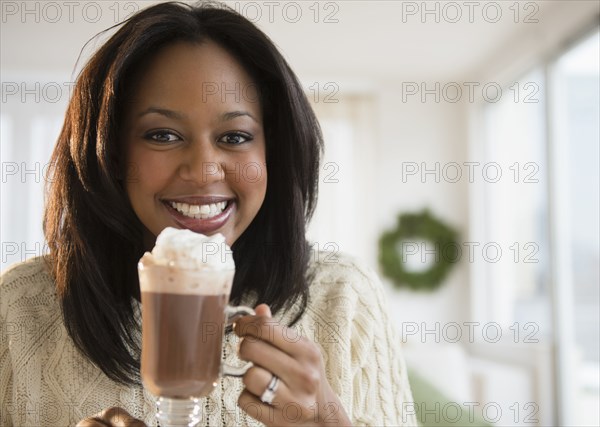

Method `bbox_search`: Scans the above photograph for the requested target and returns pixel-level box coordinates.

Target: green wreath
[378,210,460,291]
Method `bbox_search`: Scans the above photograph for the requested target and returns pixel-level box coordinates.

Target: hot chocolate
[139,228,236,398]
[141,291,228,398]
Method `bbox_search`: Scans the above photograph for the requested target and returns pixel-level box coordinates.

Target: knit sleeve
[347,264,417,426]
[0,323,13,426]
[1,269,16,427]
[305,253,417,427]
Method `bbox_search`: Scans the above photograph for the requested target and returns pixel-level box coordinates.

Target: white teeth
[169,200,228,219]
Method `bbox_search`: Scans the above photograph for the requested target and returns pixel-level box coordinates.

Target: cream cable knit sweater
[1,253,417,426]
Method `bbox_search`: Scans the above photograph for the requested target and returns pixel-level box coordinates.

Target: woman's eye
[144,130,181,143]
[219,132,253,145]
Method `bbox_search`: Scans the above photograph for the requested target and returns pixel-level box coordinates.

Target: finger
[238,389,282,425]
[238,333,299,384]
[233,314,306,357]
[100,407,146,427]
[254,303,272,317]
[76,418,112,427]
[242,365,290,406]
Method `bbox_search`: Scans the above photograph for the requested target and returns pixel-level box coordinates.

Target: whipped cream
[145,227,234,270]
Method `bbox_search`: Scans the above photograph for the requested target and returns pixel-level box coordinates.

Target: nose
[177,139,225,185]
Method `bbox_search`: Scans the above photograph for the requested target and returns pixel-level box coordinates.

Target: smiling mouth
[162,198,235,235]
[168,200,229,219]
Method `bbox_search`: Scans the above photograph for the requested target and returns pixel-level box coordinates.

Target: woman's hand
[234,304,352,426]
[76,407,147,427]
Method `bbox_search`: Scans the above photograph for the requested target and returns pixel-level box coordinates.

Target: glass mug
[138,259,254,427]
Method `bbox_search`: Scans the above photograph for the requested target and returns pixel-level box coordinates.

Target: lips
[162,196,235,235]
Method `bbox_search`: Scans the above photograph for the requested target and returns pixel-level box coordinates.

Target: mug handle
[222,305,255,377]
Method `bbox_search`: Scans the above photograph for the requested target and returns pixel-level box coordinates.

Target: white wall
[374,80,470,327]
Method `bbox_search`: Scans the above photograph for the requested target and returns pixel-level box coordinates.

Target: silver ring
[260,374,279,405]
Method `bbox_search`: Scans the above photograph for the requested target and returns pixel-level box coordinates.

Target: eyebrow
[138,107,184,120]
[221,110,258,123]
[138,107,258,123]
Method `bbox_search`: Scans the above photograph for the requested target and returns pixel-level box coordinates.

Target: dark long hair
[44,1,322,385]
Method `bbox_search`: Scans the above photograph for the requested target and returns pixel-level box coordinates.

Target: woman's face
[122,41,267,247]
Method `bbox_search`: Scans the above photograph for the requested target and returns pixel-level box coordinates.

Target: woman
[0,2,416,426]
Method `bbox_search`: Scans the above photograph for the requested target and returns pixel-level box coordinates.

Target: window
[475,27,599,425]
[482,67,551,335]
[549,29,600,427]
[1,88,63,271]
[306,94,378,266]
